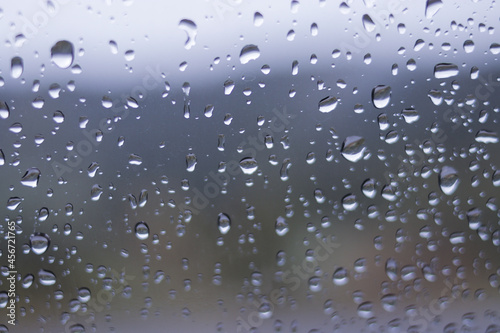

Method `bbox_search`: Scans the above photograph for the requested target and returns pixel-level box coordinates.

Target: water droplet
[135,221,149,240]
[30,233,50,255]
[463,40,475,53]
[21,167,41,188]
[275,216,289,236]
[239,157,258,174]
[38,207,49,222]
[439,166,460,195]
[51,40,74,69]
[0,101,10,119]
[77,287,91,303]
[178,19,197,49]
[129,153,143,165]
[475,130,498,144]
[361,179,376,198]
[38,269,57,286]
[318,96,338,113]
[372,85,391,109]
[7,197,22,210]
[258,302,273,319]
[217,213,231,234]
[11,56,23,79]
[186,153,197,172]
[224,80,235,95]
[90,184,103,201]
[341,136,365,162]
[401,108,419,124]
[381,294,397,312]
[342,194,358,211]
[333,267,349,286]
[253,12,264,27]
[434,63,458,79]
[490,43,500,55]
[239,44,260,64]
[53,110,65,123]
[308,276,322,292]
[357,301,374,318]
[362,14,376,32]
[425,0,443,18]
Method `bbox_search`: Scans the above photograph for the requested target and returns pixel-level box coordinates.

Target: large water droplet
[0,101,9,119]
[135,221,150,240]
[318,96,338,113]
[341,136,365,162]
[178,19,197,49]
[239,157,258,174]
[253,12,264,26]
[186,153,197,172]
[372,85,391,108]
[362,14,376,32]
[333,267,349,286]
[434,63,458,79]
[439,166,460,195]
[217,213,231,234]
[239,44,260,64]
[51,40,74,69]
[401,108,419,124]
[475,130,498,144]
[275,216,289,236]
[38,269,57,286]
[30,233,50,255]
[425,0,443,19]
[21,167,41,188]
[11,56,23,79]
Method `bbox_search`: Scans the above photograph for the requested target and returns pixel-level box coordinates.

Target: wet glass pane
[1,0,500,332]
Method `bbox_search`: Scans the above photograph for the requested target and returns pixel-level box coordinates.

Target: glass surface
[1,0,500,332]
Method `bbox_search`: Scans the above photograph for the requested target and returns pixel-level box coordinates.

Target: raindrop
[186,153,197,172]
[361,179,376,198]
[239,44,260,64]
[135,221,150,240]
[333,268,349,286]
[401,108,419,123]
[178,19,197,49]
[425,0,443,18]
[51,40,74,69]
[439,166,460,195]
[475,130,498,144]
[11,56,23,78]
[21,167,41,188]
[239,157,258,174]
[30,233,50,255]
[0,101,10,119]
[362,14,376,32]
[341,136,365,162]
[372,85,391,108]
[275,216,289,236]
[38,269,57,286]
[217,213,231,234]
[434,63,458,79]
[318,96,338,113]
[129,153,143,165]
[253,12,264,27]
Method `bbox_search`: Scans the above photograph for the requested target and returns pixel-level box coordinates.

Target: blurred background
[0,0,499,332]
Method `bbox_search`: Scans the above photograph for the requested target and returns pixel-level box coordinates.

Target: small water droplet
[425,0,443,19]
[275,216,289,236]
[362,14,376,32]
[186,153,197,172]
